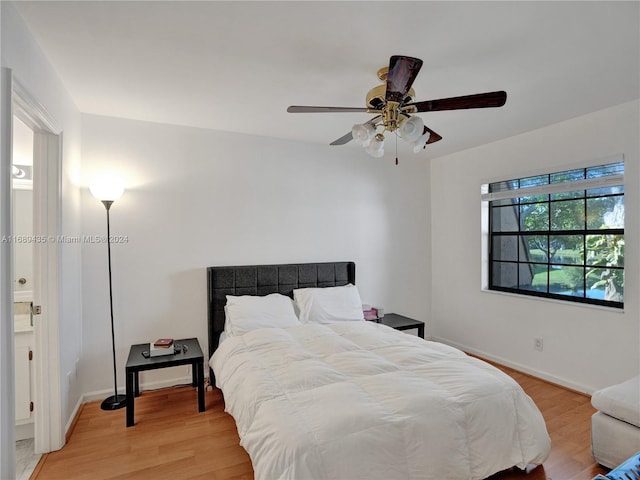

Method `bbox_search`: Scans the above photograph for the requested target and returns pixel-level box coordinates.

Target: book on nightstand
[362,309,376,319]
[150,342,175,357]
[153,338,174,348]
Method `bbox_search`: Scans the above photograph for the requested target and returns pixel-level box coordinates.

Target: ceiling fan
[287,55,507,161]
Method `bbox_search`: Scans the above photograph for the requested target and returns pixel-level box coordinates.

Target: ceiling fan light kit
[412,131,432,154]
[352,122,375,146]
[398,116,424,143]
[366,134,385,158]
[287,55,507,162]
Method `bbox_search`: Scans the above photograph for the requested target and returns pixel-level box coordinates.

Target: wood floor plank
[33,363,609,480]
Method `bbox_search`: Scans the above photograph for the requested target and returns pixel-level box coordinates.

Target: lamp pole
[100,199,126,410]
[90,175,127,411]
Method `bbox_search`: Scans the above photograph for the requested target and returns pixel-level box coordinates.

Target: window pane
[586,234,624,267]
[520,203,548,231]
[551,199,585,230]
[519,194,549,204]
[492,236,518,261]
[587,162,624,178]
[520,235,548,262]
[586,281,605,300]
[587,196,624,229]
[492,205,519,232]
[587,185,624,197]
[489,179,519,194]
[549,265,584,297]
[550,235,583,264]
[586,268,624,302]
[492,262,517,288]
[552,189,585,201]
[523,264,547,292]
[520,174,549,188]
[492,197,518,206]
[551,169,585,184]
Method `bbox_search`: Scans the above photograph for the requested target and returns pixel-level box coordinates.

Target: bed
[207,262,551,480]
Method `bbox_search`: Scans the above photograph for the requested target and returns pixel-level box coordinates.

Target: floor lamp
[89,176,127,411]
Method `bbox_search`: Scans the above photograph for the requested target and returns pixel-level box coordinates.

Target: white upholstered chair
[591,376,640,468]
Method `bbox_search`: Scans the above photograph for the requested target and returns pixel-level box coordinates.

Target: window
[482,160,624,308]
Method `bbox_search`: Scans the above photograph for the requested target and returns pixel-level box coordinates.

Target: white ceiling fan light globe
[367,148,385,158]
[89,174,125,202]
[412,131,432,154]
[366,135,384,157]
[352,123,375,145]
[398,116,424,143]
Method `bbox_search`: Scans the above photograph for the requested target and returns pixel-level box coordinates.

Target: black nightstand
[374,313,425,338]
[125,337,205,427]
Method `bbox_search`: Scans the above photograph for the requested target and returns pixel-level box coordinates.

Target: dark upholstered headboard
[206,262,355,369]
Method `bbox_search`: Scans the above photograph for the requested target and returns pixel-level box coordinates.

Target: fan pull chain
[395,131,399,165]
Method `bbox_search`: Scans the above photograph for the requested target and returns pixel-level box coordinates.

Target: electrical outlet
[534,338,544,352]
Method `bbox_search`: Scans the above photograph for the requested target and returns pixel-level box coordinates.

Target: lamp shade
[366,135,384,158]
[89,175,125,202]
[352,123,375,146]
[399,116,424,143]
[412,131,431,153]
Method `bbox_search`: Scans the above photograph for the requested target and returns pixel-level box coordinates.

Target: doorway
[1,69,64,480]
[12,115,40,479]
[14,76,65,454]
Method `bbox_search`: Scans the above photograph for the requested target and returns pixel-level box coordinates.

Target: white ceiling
[13,1,640,159]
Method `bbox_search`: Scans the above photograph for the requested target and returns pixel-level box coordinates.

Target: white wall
[430,100,640,393]
[80,114,430,395]
[1,0,83,457]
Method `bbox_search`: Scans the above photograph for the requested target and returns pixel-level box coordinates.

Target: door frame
[14,73,64,455]
[2,68,64,470]
[1,66,16,480]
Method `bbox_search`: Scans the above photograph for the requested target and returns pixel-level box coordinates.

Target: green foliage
[563,266,584,292]
[585,234,624,301]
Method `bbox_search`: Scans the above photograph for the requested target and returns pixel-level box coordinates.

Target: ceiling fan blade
[330,115,382,146]
[424,126,442,145]
[330,131,355,146]
[287,106,369,113]
[407,91,507,112]
[385,56,423,104]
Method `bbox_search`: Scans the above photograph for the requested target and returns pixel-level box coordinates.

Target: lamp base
[100,394,127,411]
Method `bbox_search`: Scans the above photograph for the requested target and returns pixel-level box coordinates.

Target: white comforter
[211,321,550,480]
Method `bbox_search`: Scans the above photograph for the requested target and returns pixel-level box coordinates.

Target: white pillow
[293,284,365,324]
[224,293,300,336]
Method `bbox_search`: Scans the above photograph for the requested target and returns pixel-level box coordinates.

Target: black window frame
[486,162,624,309]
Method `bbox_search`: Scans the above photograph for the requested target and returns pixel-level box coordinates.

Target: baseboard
[15,422,34,441]
[65,397,84,444]
[430,336,594,395]
[82,375,193,404]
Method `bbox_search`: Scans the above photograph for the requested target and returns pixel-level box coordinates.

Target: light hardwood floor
[33,362,608,480]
